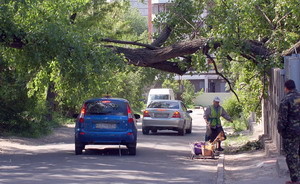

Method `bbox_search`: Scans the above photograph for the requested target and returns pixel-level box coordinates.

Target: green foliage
[222,61,262,131]
[231,116,248,132]
[125,8,148,35]
[222,96,243,119]
[0,0,155,136]
[153,0,300,125]
[228,60,264,119]
[2,0,300,136]
[153,0,205,43]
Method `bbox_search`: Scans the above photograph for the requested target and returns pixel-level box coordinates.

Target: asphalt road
[0,109,218,184]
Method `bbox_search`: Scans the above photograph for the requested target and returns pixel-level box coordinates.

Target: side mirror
[73,113,79,118]
[187,110,193,113]
[134,114,141,119]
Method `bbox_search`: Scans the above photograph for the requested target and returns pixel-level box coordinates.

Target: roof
[282,40,300,56]
[85,98,128,102]
[150,100,182,103]
[149,88,173,94]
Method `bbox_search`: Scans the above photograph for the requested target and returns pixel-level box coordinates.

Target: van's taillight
[127,105,134,123]
[172,111,181,118]
[79,105,86,123]
[143,110,150,117]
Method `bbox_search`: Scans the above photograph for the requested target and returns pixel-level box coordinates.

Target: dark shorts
[205,126,225,142]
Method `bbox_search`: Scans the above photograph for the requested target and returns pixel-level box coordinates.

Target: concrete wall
[284,54,300,91]
[262,68,285,153]
[194,92,232,107]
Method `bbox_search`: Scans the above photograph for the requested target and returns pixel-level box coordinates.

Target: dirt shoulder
[0,124,74,154]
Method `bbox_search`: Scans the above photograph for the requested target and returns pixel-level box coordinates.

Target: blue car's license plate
[96,123,116,129]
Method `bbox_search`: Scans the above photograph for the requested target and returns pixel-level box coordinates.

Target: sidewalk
[216,123,291,184]
[217,150,290,184]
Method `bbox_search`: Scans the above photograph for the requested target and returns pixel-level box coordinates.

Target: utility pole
[147,0,153,40]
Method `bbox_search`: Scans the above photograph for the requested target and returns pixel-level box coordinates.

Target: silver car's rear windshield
[148,101,179,109]
[85,100,127,115]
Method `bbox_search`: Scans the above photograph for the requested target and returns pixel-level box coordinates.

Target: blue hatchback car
[74,97,140,155]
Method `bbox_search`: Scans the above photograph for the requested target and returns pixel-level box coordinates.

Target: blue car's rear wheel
[75,142,85,155]
[127,143,137,155]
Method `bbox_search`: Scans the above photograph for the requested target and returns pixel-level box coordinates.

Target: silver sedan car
[142,100,193,136]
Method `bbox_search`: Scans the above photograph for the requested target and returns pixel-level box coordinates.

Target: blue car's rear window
[148,101,179,109]
[85,100,127,116]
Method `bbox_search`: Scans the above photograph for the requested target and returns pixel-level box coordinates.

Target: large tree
[2,0,299,75]
[0,0,157,135]
[102,0,299,74]
[102,0,300,112]
[1,0,300,134]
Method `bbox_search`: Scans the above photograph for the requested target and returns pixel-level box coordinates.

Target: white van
[146,88,175,107]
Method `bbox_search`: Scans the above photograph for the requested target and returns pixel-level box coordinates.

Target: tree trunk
[45,82,57,121]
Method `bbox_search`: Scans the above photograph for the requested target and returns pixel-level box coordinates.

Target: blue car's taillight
[127,105,134,123]
[79,104,86,123]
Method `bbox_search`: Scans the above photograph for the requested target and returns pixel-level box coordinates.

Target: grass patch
[223,116,248,132]
[223,133,264,153]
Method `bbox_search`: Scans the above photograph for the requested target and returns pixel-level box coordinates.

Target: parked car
[142,100,193,136]
[74,97,140,155]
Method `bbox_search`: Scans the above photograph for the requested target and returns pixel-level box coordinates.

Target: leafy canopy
[0,0,156,135]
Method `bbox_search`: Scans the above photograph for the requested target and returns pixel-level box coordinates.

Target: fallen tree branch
[106,38,208,66]
[151,25,173,47]
[102,38,158,50]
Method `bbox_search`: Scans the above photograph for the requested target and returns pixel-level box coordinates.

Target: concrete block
[216,154,225,184]
[276,156,290,177]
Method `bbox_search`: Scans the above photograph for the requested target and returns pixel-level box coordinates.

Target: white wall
[106,0,148,17]
[152,0,171,4]
[130,0,148,17]
[194,93,232,107]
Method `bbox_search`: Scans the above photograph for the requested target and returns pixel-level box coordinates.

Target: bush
[222,96,248,132]
[222,96,243,119]
[232,116,248,132]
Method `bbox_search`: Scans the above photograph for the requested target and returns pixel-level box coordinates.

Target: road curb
[216,153,225,184]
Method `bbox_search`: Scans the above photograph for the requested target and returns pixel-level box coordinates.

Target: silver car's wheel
[142,128,150,135]
[178,123,186,136]
[151,129,157,133]
[186,121,192,134]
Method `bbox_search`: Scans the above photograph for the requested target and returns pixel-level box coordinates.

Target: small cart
[190,131,225,159]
